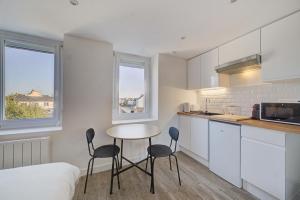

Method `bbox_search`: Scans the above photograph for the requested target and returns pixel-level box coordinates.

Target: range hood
[216,54,261,74]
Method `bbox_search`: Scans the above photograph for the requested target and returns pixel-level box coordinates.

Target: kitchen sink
[203,112,223,116]
[189,111,223,116]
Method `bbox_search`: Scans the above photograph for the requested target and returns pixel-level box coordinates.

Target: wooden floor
[74,152,257,200]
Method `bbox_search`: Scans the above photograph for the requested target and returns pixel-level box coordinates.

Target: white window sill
[0,126,62,136]
[112,118,158,125]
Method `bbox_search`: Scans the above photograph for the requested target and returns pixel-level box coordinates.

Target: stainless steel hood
[216,54,261,74]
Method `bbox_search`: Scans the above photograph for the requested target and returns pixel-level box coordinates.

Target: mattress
[0,162,80,200]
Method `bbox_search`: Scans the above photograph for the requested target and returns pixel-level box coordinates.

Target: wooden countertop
[177,112,300,134]
[177,112,211,119]
[240,119,300,134]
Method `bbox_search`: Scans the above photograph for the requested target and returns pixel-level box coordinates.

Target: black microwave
[260,102,300,125]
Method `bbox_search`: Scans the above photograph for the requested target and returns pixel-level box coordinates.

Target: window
[0,31,62,130]
[113,52,151,122]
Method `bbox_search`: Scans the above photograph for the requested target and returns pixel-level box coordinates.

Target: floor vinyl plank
[74,152,257,200]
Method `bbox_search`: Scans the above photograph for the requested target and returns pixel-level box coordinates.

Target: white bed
[0,162,80,200]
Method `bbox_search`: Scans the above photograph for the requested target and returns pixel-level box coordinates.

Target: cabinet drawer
[241,138,285,199]
[241,125,285,147]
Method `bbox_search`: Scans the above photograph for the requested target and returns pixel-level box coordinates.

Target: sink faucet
[205,98,209,114]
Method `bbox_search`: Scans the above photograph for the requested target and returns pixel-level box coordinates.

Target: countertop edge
[177,112,211,119]
[177,112,300,134]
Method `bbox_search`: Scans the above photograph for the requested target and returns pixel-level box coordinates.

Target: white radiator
[0,137,49,169]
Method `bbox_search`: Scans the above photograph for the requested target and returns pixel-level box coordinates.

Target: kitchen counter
[239,119,300,134]
[177,111,211,119]
[177,112,300,134]
[178,112,247,126]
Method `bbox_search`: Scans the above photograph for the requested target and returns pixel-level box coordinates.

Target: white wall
[48,41,300,173]
[155,54,197,144]
[50,35,152,173]
[51,40,197,172]
[50,35,115,172]
[0,36,196,173]
[50,36,198,173]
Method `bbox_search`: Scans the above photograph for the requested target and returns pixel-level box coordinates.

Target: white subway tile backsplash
[198,80,300,116]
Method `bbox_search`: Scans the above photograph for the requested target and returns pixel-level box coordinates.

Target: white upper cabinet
[201,48,219,88]
[188,49,229,89]
[261,12,300,82]
[219,30,261,65]
[201,49,229,88]
[187,55,201,89]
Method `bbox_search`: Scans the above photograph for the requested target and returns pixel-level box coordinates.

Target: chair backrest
[86,128,95,156]
[169,127,179,153]
[169,127,179,141]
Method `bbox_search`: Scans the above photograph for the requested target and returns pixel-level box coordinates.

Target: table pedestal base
[110,138,155,194]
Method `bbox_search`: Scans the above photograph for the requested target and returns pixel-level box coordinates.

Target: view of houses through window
[113,52,150,121]
[4,45,55,120]
[119,65,145,114]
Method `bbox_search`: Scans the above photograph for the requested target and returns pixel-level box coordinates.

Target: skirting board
[242,180,278,200]
[79,154,146,176]
[179,146,209,167]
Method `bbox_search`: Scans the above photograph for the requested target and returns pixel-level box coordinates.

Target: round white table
[107,124,160,140]
[106,124,161,194]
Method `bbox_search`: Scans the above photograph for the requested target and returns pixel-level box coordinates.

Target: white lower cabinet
[242,137,285,199]
[178,116,209,163]
[209,121,242,187]
[190,117,208,160]
[241,125,300,200]
[179,116,191,150]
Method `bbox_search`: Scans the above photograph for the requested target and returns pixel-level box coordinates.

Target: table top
[106,124,161,140]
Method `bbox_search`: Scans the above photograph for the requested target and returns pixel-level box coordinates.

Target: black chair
[84,128,121,194]
[145,127,181,193]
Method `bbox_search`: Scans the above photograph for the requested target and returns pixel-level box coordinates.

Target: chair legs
[85,155,120,195]
[150,157,156,194]
[147,153,181,194]
[116,154,120,169]
[84,158,93,193]
[114,157,121,189]
[85,153,179,195]
[110,155,115,194]
[145,154,149,171]
[172,154,182,186]
[169,155,172,170]
[90,158,94,176]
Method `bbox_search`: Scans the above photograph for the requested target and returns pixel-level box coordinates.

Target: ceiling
[0,0,299,59]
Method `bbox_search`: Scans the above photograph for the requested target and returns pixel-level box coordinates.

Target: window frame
[113,52,151,122]
[0,30,62,130]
